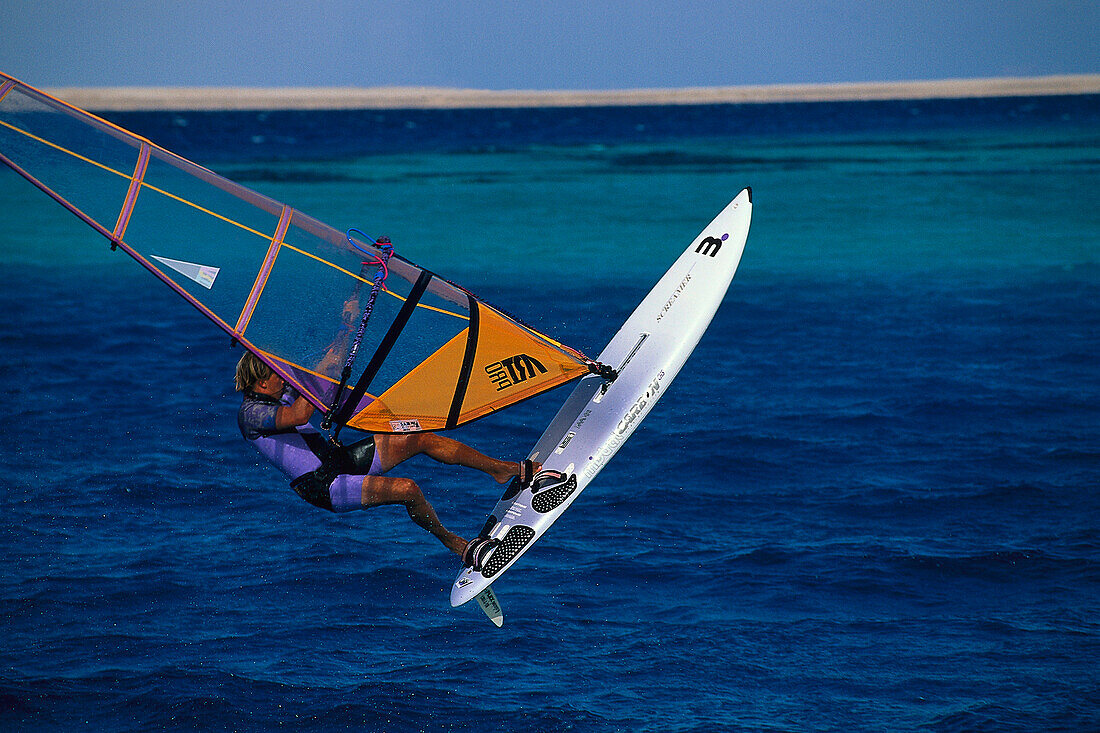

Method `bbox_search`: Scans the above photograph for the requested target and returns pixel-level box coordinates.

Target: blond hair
[234,351,273,392]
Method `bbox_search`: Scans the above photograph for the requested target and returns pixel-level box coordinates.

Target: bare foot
[493,460,542,484]
[446,534,469,557]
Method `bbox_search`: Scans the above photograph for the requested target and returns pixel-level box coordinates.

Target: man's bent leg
[360,475,467,555]
[374,433,524,483]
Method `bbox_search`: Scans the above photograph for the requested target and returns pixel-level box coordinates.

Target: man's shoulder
[238,394,281,439]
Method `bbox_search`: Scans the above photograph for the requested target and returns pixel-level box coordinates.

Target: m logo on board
[695,233,728,257]
[486,354,548,391]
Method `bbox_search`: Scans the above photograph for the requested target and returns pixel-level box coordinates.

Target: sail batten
[113,142,150,240]
[235,204,292,335]
[0,73,592,433]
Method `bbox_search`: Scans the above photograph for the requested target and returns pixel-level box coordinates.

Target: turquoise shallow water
[1,95,1098,731]
[6,122,1096,284]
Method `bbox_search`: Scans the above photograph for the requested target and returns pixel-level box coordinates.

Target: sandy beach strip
[40,75,1100,112]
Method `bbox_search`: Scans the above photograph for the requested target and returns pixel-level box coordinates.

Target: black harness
[245,390,376,512]
[289,437,377,512]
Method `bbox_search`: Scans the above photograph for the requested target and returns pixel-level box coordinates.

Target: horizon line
[36,74,1100,112]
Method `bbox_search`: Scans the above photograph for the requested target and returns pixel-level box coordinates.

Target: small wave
[925,700,1089,732]
[221,167,363,184]
[899,548,1094,583]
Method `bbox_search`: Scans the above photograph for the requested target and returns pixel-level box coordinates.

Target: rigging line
[346,229,390,290]
[321,237,393,432]
[345,232,398,358]
[346,227,380,256]
[331,270,434,435]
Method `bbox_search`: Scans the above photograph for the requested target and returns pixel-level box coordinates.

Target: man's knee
[361,475,422,507]
[389,476,423,503]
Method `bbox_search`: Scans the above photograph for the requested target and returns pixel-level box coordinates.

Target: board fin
[475,587,504,627]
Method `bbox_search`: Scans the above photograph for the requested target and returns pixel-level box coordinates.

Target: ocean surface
[1,94,1098,731]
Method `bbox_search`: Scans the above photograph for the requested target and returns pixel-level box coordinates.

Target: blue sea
[2,94,1098,731]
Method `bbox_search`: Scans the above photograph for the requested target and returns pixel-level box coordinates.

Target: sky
[2,0,1097,89]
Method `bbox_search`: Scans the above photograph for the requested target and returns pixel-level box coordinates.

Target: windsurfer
[234,351,537,558]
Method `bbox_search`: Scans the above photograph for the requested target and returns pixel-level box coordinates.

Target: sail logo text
[486,354,548,391]
[696,232,729,257]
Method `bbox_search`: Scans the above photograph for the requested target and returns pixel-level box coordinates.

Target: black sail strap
[330,270,433,437]
[446,294,480,430]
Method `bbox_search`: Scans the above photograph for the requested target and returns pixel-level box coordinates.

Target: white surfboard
[451,188,753,608]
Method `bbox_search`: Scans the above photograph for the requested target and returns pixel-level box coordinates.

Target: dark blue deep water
[2,94,1098,731]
